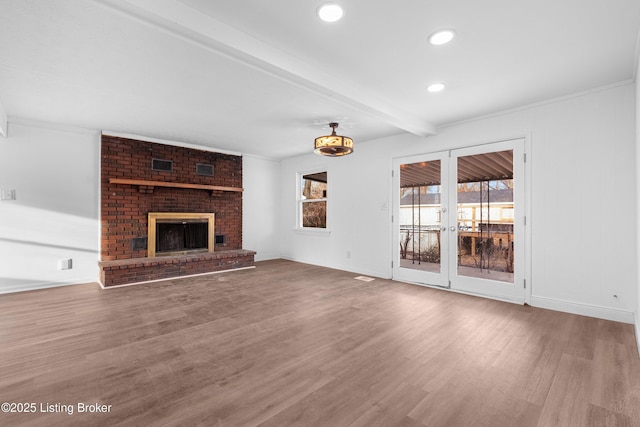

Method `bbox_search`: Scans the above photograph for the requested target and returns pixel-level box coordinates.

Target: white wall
[243,155,281,261]
[635,56,640,350]
[1,84,636,327]
[0,121,100,293]
[0,124,282,294]
[281,82,637,323]
[0,99,7,137]
[279,143,393,278]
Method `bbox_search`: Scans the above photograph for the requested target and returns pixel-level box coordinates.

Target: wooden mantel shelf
[109,178,243,193]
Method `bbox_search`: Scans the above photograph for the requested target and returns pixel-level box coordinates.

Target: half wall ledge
[98,249,256,288]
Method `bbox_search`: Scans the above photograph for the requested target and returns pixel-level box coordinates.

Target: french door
[392,139,526,303]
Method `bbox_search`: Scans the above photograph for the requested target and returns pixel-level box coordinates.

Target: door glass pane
[399,160,441,273]
[456,150,514,283]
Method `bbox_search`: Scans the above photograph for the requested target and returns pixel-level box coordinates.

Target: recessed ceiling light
[317,3,344,22]
[428,29,456,46]
[427,83,446,93]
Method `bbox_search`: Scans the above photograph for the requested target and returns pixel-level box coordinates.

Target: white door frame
[447,139,525,303]
[392,151,449,288]
[392,137,532,305]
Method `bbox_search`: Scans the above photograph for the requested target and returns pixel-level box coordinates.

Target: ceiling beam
[94,0,437,137]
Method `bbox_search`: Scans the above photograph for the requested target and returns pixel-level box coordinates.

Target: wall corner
[0,99,7,137]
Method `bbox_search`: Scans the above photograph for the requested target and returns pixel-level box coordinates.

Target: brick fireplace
[98,135,255,287]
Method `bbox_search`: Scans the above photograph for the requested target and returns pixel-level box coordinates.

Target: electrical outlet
[58,259,73,270]
[1,189,16,201]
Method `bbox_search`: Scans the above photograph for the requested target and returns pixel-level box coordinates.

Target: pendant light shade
[314,122,353,157]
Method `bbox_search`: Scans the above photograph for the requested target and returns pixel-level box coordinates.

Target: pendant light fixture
[314,122,353,157]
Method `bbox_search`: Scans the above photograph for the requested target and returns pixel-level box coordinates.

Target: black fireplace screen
[156,221,209,253]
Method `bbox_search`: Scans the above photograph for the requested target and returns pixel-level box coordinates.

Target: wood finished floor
[1,259,639,426]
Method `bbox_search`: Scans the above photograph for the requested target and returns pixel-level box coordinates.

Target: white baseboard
[280,256,391,280]
[0,279,96,295]
[278,259,637,327]
[254,252,282,262]
[531,295,635,324]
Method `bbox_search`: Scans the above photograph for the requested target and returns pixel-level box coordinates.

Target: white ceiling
[1,0,639,159]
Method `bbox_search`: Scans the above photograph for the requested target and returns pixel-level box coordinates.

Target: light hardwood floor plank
[0,259,639,426]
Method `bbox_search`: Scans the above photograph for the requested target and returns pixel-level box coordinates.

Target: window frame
[296,169,330,233]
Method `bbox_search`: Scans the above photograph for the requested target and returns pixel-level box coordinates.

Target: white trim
[253,252,281,262]
[9,116,100,135]
[102,131,242,156]
[523,133,533,305]
[242,152,282,162]
[293,227,332,236]
[281,256,390,280]
[99,266,256,289]
[385,157,394,279]
[531,295,635,324]
[0,279,97,295]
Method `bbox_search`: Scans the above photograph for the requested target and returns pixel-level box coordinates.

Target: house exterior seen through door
[392,139,526,303]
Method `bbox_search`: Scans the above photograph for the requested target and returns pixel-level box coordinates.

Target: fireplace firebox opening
[147,212,214,257]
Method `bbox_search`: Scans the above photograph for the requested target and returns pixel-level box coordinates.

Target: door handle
[441,226,447,232]
[450,226,456,232]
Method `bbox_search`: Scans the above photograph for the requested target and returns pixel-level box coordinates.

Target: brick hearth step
[98,249,256,288]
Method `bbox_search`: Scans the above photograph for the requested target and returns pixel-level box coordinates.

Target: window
[298,171,327,229]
